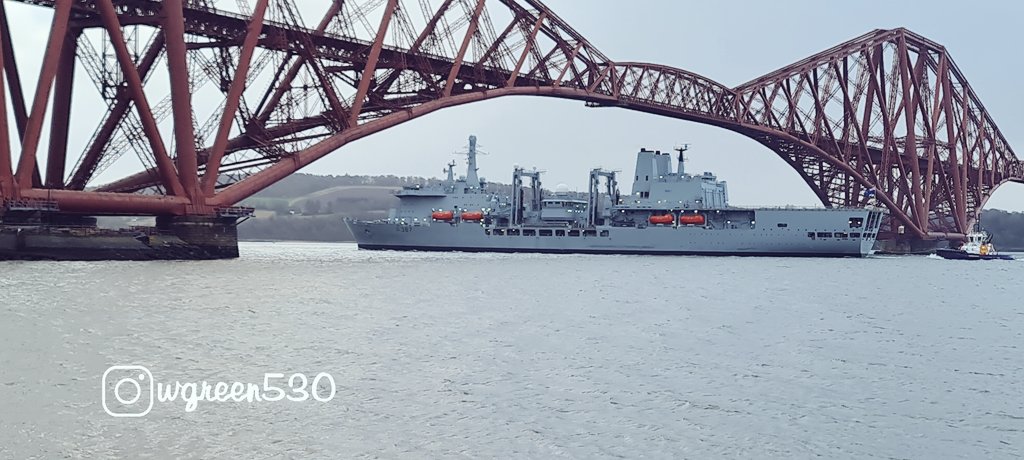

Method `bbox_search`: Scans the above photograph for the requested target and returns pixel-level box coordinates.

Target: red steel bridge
[0,0,1021,242]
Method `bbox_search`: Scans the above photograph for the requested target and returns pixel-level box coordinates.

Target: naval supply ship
[345,136,884,257]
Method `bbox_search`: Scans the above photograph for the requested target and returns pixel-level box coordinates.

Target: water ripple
[0,242,1021,458]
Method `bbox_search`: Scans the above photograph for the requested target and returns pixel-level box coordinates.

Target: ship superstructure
[346,136,884,257]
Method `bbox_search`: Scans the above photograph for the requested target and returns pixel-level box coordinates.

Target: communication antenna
[451,135,488,184]
[673,143,690,175]
[453,138,489,159]
[452,148,490,157]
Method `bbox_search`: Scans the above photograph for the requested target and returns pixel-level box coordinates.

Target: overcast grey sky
[6,1,1023,210]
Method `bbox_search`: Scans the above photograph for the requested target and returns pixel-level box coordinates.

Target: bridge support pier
[155,215,241,259]
[873,237,944,255]
[0,213,243,260]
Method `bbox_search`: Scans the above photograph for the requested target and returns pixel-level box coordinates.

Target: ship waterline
[346,136,883,257]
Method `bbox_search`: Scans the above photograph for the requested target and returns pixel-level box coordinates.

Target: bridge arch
[0,1,1018,241]
[981,181,1024,214]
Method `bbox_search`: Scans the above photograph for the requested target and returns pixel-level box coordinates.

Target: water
[1,242,1022,458]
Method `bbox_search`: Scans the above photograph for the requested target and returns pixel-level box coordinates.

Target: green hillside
[236,173,412,241]
[978,209,1024,250]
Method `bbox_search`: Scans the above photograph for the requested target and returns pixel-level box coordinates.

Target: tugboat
[345,135,885,257]
[935,231,1014,260]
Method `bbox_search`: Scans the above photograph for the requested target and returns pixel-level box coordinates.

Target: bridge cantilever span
[0,1,1019,242]
[731,28,1023,238]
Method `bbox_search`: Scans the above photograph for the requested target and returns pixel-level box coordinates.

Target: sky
[4,0,1024,210]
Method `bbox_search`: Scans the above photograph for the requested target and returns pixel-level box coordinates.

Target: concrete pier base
[873,237,943,255]
[0,214,243,261]
[155,215,241,259]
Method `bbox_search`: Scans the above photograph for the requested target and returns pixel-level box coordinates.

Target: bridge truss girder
[0,1,1018,239]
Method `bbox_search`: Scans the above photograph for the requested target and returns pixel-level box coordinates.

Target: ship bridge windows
[539,229,553,236]
[850,232,861,238]
[816,232,833,238]
[849,217,864,228]
[555,229,566,236]
[807,232,816,239]
[865,212,882,230]
[835,232,848,239]
[600,230,609,237]
[583,230,597,237]
[777,223,788,228]
[568,230,581,237]
[523,229,536,236]
[508,228,520,236]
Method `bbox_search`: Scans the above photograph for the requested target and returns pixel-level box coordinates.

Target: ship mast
[445,161,456,183]
[466,135,480,185]
[674,144,689,175]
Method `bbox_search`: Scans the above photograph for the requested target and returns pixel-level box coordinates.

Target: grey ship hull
[347,208,878,257]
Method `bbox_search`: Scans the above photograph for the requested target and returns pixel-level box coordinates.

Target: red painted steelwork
[347,0,398,127]
[94,0,184,197]
[444,0,487,98]
[210,87,617,207]
[20,188,189,214]
[66,34,166,190]
[0,18,11,197]
[45,29,76,188]
[162,0,200,203]
[14,0,72,185]
[201,0,270,196]
[0,1,1018,242]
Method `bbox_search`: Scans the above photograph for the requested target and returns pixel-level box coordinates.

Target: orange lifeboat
[431,210,454,221]
[649,214,674,225]
[679,214,705,225]
[461,211,484,221]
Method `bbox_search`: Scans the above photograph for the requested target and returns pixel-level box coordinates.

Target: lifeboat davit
[431,210,454,221]
[679,214,705,225]
[461,211,484,221]
[649,214,674,225]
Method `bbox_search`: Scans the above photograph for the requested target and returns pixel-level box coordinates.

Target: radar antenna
[444,160,456,183]
[673,143,690,175]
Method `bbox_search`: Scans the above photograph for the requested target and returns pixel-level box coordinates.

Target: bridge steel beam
[201,0,270,195]
[44,27,78,188]
[161,0,201,204]
[13,0,72,187]
[0,0,1018,239]
[0,13,12,197]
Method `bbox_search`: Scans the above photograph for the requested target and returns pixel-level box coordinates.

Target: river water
[1,242,1022,458]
